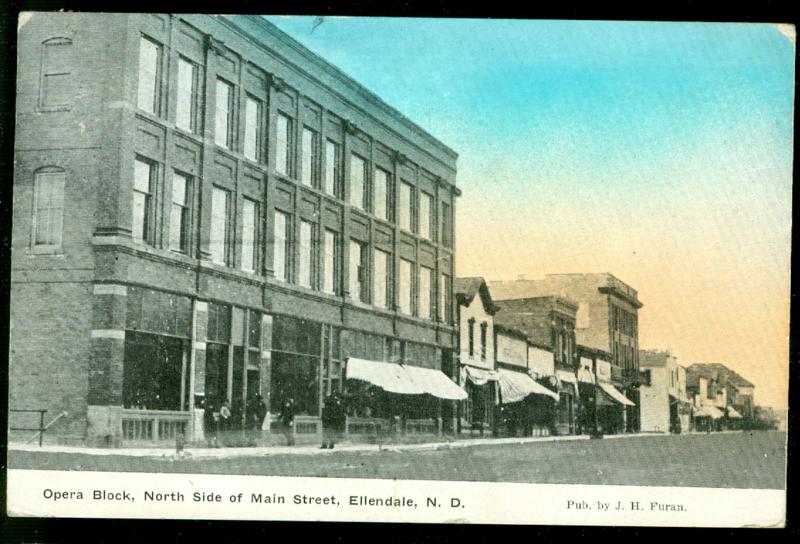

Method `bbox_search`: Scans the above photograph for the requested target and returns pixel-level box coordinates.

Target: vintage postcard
[5,13,791,527]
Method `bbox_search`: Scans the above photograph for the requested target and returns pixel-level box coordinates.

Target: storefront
[461,365,498,435]
[497,368,559,437]
[596,381,635,434]
[555,369,579,435]
[669,395,692,434]
[576,357,597,435]
[345,357,467,437]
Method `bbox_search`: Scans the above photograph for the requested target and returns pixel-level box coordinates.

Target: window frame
[324,139,342,198]
[373,248,392,310]
[169,171,192,254]
[39,37,73,111]
[298,219,316,289]
[399,258,414,316]
[349,153,367,211]
[322,229,339,295]
[243,95,263,162]
[214,78,235,150]
[273,209,291,282]
[275,112,293,177]
[30,167,66,252]
[418,265,433,320]
[137,35,162,116]
[132,157,156,246]
[240,197,259,273]
[209,185,231,266]
[175,56,199,133]
[301,126,319,188]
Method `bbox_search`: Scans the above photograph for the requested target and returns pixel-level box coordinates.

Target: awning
[694,405,723,419]
[465,366,500,386]
[346,358,467,401]
[556,370,577,383]
[598,382,636,406]
[498,368,560,404]
[726,406,743,419]
[404,364,469,401]
[669,394,691,405]
[576,367,595,384]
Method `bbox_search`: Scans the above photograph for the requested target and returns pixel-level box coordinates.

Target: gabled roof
[455,277,499,315]
[685,363,755,389]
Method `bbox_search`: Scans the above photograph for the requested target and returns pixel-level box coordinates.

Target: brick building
[493,296,579,435]
[489,273,645,432]
[10,13,460,446]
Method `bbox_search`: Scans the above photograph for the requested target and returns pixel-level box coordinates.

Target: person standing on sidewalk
[321,391,346,449]
[280,397,296,446]
[203,399,218,448]
[218,400,232,446]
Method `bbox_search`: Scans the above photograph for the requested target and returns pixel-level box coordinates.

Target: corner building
[11,13,459,445]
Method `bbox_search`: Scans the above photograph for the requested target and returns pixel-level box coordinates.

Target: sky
[264,16,794,410]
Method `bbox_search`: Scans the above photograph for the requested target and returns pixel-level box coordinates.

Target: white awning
[498,369,560,404]
[404,364,468,401]
[598,382,636,406]
[577,367,595,384]
[694,405,723,419]
[346,358,467,400]
[726,406,743,419]
[465,366,499,386]
[556,370,577,383]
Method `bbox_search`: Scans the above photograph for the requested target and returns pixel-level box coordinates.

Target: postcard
[6,12,791,527]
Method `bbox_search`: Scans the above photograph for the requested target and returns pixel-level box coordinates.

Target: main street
[8,431,785,489]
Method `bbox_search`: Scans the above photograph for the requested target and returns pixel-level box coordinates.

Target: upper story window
[468,317,476,357]
[374,168,391,221]
[273,210,290,282]
[275,113,292,176]
[32,168,65,249]
[440,273,451,324]
[132,158,155,245]
[480,322,488,361]
[324,140,341,197]
[322,229,339,295]
[298,219,316,289]
[399,259,413,316]
[244,96,262,162]
[349,154,366,210]
[349,239,368,303]
[209,186,231,266]
[175,57,198,133]
[399,182,414,232]
[419,266,432,320]
[169,171,191,253]
[39,38,72,110]
[441,201,452,247]
[301,127,318,187]
[241,198,259,272]
[137,36,161,115]
[419,192,432,240]
[373,249,391,310]
[214,79,234,149]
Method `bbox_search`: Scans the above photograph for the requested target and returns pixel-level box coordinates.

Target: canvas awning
[346,358,467,401]
[598,382,636,407]
[465,365,500,386]
[498,368,560,404]
[576,367,595,384]
[726,406,743,419]
[556,370,577,383]
[694,405,723,419]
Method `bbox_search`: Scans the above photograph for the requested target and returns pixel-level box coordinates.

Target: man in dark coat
[321,391,346,449]
[280,398,296,446]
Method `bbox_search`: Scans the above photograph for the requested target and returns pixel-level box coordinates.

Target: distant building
[639,350,690,434]
[685,363,753,431]
[493,296,579,435]
[489,273,644,432]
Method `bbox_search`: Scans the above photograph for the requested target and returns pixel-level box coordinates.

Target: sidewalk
[8,431,659,460]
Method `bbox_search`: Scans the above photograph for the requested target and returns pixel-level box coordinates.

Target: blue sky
[265,16,794,408]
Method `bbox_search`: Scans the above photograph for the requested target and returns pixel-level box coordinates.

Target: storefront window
[270,316,322,415]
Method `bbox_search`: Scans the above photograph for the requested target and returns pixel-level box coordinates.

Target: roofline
[221,16,459,163]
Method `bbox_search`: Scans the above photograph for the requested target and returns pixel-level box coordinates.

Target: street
[7,431,786,489]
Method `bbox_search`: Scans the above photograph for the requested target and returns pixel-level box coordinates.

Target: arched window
[32,167,66,249]
[40,37,73,109]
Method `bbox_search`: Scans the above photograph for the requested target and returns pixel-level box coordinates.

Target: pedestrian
[321,391,346,449]
[218,400,232,446]
[203,399,218,448]
[280,397,296,446]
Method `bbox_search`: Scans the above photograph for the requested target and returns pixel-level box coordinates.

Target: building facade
[11,13,460,446]
[639,350,690,434]
[685,363,753,431]
[454,277,498,434]
[489,273,645,432]
[493,296,579,435]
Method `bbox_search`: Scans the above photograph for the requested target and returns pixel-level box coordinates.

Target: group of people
[202,391,347,449]
[203,394,268,448]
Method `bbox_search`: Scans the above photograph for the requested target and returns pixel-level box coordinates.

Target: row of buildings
[8,13,758,447]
